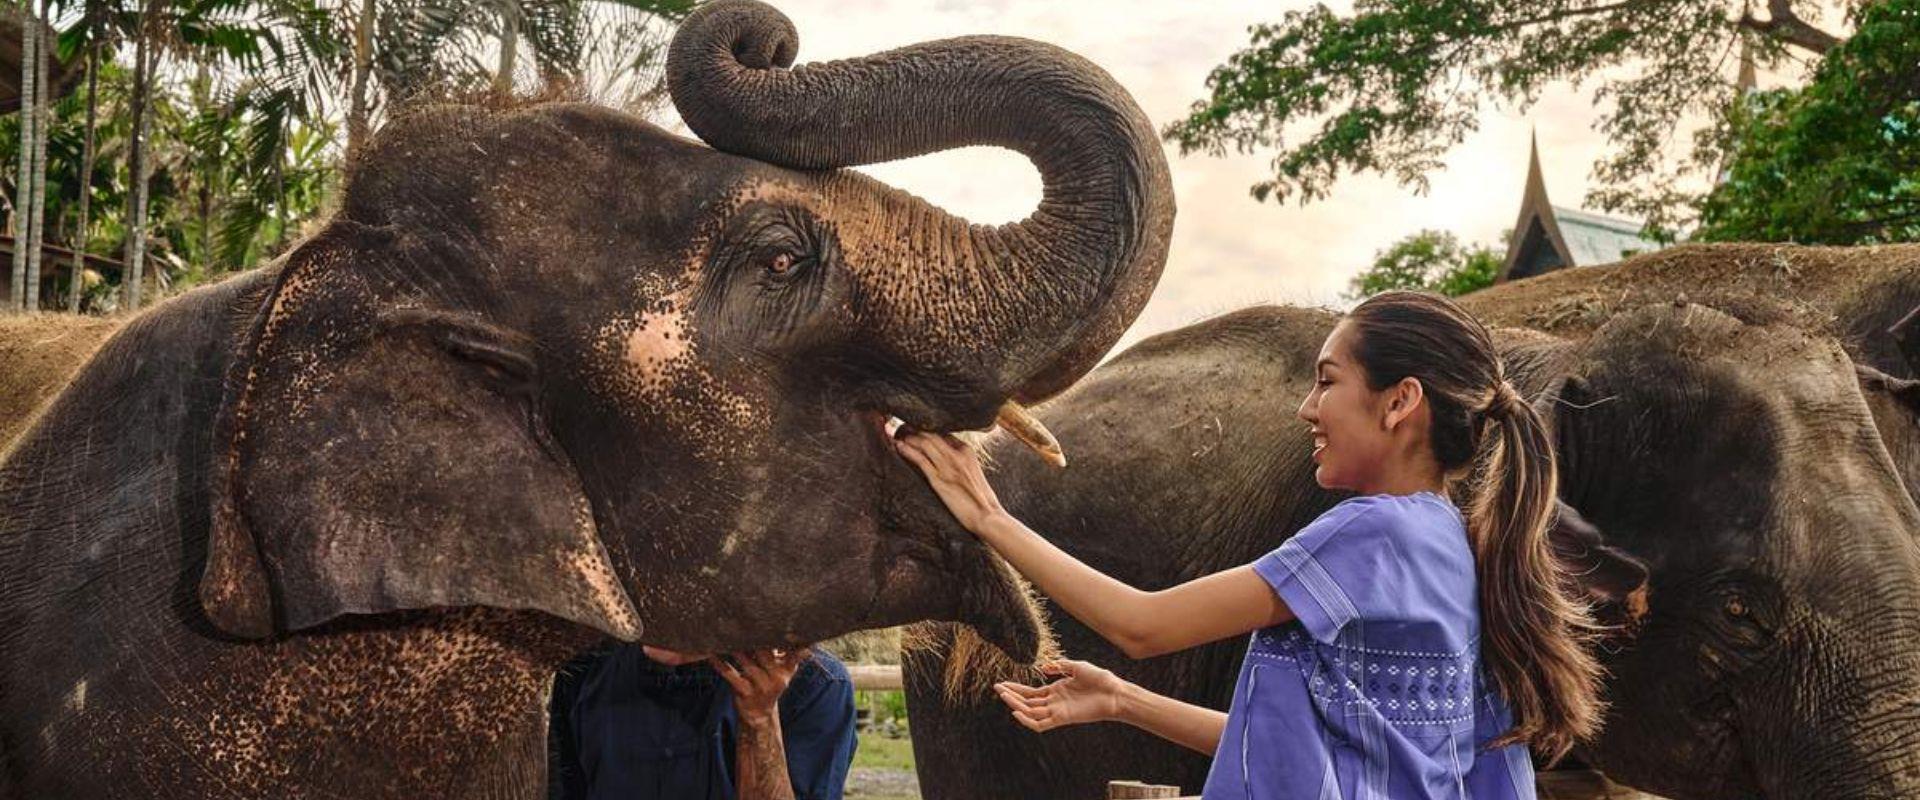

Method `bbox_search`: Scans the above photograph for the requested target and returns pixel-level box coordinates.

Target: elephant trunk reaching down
[668,0,1174,429]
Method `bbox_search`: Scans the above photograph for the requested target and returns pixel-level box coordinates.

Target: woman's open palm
[993,660,1126,733]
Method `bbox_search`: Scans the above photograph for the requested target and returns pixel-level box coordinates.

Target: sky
[657,1,1761,352]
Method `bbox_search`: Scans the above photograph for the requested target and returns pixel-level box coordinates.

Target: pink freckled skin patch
[618,297,695,399]
[624,309,690,389]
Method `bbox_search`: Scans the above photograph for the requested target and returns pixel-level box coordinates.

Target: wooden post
[1106,780,1181,799]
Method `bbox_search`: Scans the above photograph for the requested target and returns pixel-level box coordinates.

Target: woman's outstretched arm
[896,432,1294,658]
[996,660,1226,755]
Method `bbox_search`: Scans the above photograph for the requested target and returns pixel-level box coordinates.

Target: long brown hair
[1346,290,1603,761]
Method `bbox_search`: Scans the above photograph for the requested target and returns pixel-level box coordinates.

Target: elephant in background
[0,314,116,451]
[907,282,1920,798]
[1459,242,1920,501]
[0,1,1173,796]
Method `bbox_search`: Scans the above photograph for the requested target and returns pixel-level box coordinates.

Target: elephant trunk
[1751,522,1920,799]
[667,0,1173,428]
[1756,628,1920,798]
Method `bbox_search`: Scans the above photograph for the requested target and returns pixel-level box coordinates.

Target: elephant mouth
[861,410,1045,663]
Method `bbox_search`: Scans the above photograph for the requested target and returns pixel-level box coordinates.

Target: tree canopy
[1695,0,1918,243]
[1163,0,1867,239]
[3,0,690,312]
[1347,229,1502,300]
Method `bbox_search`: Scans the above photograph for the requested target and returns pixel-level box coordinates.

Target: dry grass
[1461,242,1920,342]
[0,313,120,453]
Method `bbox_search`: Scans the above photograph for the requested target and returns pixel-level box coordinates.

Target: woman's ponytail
[1347,291,1606,762]
[1469,381,1603,761]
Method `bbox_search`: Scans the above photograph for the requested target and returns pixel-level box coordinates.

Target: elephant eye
[768,252,795,275]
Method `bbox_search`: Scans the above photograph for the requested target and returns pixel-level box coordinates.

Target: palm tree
[345,0,372,154]
[120,0,152,309]
[11,2,39,312]
[23,0,50,312]
[68,31,98,310]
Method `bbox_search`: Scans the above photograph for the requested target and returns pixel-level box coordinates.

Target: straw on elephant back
[0,314,118,453]
[1460,242,1920,370]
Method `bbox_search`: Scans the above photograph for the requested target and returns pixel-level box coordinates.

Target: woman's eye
[1316,378,1332,387]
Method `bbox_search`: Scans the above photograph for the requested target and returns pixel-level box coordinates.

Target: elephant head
[1525,303,1920,799]
[196,0,1173,663]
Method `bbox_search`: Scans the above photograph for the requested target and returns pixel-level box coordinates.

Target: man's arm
[734,711,794,800]
[713,650,809,800]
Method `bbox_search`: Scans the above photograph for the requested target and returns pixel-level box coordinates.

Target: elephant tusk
[997,402,1066,469]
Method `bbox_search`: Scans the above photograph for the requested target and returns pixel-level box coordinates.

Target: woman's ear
[1383,376,1425,431]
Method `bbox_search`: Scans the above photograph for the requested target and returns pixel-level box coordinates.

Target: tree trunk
[1739,0,1841,55]
[495,3,518,93]
[272,116,287,251]
[123,17,151,311]
[192,63,211,273]
[346,0,375,156]
[69,41,96,312]
[23,0,49,313]
[10,0,36,313]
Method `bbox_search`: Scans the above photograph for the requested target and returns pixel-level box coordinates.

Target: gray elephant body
[0,1,1176,795]
[907,252,1920,799]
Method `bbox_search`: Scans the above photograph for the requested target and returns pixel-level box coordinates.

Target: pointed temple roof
[1497,134,1666,283]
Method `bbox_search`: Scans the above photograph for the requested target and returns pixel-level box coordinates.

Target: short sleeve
[1251,498,1397,644]
[777,650,859,800]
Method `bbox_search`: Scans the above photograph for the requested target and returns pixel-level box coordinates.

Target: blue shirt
[548,645,858,800]
[1203,493,1537,800]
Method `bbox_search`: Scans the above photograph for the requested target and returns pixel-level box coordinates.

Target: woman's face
[1296,320,1391,492]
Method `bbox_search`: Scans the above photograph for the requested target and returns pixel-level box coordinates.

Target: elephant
[905,287,1920,798]
[0,1,1174,796]
[1457,242,1920,502]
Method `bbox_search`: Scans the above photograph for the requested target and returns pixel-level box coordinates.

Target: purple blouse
[1202,492,1537,800]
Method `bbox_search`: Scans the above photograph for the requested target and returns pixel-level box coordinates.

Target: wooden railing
[847,664,902,692]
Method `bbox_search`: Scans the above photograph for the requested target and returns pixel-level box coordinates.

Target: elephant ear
[1532,373,1651,633]
[1892,304,1920,377]
[201,225,642,641]
[1547,501,1650,632]
[1857,364,1920,414]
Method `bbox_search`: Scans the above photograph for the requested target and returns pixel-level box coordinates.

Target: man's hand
[711,648,810,722]
[713,649,811,800]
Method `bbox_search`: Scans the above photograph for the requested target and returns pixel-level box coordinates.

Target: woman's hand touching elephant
[894,430,1009,533]
[994,660,1129,733]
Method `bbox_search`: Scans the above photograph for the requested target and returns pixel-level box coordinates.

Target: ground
[847,730,919,800]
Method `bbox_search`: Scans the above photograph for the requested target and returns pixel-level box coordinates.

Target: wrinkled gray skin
[907,299,1920,800]
[0,1,1173,797]
[1456,243,1920,504]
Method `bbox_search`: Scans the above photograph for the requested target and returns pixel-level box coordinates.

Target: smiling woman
[896,290,1601,800]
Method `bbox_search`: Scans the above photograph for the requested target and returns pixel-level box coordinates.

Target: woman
[896,291,1602,798]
